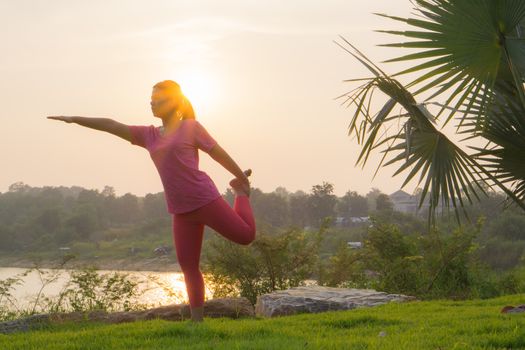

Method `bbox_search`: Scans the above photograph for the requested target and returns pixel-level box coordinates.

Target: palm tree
[336,0,525,225]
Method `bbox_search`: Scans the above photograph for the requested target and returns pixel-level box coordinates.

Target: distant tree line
[1,181,524,271]
[0,182,166,251]
[0,181,384,252]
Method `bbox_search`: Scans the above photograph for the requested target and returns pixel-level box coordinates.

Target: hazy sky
[2,0,422,197]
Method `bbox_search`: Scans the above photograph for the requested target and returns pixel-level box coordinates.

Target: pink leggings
[172,195,256,308]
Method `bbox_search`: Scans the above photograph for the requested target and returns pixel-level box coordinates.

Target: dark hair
[153,80,195,120]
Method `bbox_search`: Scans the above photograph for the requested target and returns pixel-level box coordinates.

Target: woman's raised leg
[190,196,256,245]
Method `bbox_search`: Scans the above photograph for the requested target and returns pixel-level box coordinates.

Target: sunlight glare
[147,272,213,305]
[175,69,219,115]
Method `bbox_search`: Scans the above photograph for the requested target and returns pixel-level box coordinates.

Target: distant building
[347,241,363,249]
[335,216,369,228]
[334,217,347,227]
[389,190,420,213]
[349,216,369,224]
[389,190,443,214]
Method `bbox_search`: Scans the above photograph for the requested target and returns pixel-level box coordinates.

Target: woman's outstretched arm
[208,144,249,184]
[47,116,132,143]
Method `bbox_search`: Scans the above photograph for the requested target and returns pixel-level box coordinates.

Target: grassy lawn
[1,294,524,350]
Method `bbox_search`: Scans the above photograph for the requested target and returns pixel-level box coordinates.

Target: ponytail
[179,95,196,120]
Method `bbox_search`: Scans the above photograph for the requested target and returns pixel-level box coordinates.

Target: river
[0,267,209,312]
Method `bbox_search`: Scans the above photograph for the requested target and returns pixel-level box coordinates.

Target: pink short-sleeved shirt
[128,119,222,214]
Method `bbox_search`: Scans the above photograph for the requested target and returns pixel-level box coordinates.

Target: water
[0,267,213,312]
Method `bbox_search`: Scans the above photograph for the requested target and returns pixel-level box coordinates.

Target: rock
[0,297,254,334]
[255,286,416,318]
[200,296,255,319]
[501,304,525,314]
[0,314,51,334]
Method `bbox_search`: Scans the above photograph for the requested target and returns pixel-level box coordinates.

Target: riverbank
[0,255,182,273]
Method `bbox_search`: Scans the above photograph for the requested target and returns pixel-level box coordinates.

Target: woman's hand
[47,116,75,123]
[230,169,252,196]
[240,169,252,184]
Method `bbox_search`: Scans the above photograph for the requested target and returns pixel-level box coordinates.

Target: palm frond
[335,39,504,225]
[336,1,525,222]
[465,83,525,204]
[377,0,525,127]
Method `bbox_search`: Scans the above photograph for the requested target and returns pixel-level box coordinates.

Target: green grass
[1,294,525,349]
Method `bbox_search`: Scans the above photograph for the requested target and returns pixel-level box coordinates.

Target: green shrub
[43,266,147,313]
[0,260,148,321]
[321,218,510,300]
[202,222,327,305]
[317,241,369,288]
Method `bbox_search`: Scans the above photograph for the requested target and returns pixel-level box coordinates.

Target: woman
[47,80,256,323]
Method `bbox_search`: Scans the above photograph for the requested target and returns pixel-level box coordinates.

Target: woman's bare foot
[190,305,204,322]
[230,169,252,196]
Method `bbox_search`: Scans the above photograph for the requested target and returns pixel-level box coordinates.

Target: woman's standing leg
[172,214,206,321]
[171,191,255,322]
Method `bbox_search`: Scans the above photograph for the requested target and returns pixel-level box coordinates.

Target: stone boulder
[255,285,416,318]
[0,297,254,334]
[102,296,254,323]
[501,305,525,314]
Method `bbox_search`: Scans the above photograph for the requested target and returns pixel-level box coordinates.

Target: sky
[1,0,426,198]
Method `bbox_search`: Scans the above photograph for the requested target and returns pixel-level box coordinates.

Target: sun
[175,69,218,114]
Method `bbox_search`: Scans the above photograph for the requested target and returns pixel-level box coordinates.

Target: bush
[202,222,327,305]
[322,218,510,300]
[477,239,525,269]
[50,266,146,313]
[362,222,425,296]
[317,241,369,288]
[0,259,148,321]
